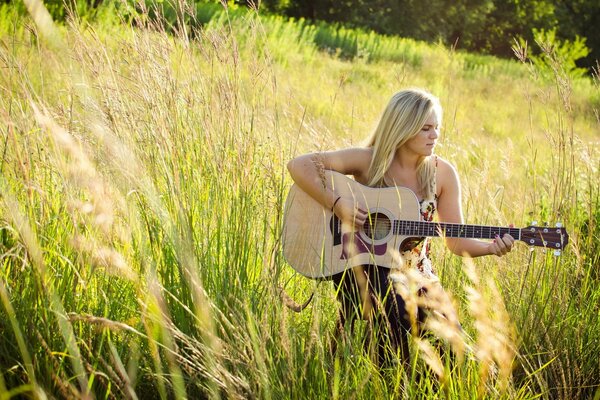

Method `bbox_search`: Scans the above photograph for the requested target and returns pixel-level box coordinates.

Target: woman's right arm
[286,148,372,228]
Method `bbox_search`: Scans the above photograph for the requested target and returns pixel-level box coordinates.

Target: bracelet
[331,196,342,211]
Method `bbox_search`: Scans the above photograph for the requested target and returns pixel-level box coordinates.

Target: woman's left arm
[435,159,514,257]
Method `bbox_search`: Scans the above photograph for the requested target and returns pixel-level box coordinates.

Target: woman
[286,88,514,369]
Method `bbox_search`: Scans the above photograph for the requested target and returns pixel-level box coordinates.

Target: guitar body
[282,171,421,278]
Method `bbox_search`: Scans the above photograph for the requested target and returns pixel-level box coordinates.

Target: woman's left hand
[489,233,515,256]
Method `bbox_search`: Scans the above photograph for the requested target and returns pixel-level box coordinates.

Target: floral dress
[388,156,439,286]
[398,196,438,281]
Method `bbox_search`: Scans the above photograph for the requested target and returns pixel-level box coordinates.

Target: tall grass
[0,2,598,398]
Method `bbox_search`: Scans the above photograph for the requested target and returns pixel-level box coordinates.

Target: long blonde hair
[366,88,442,199]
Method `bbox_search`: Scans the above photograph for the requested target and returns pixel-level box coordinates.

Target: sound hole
[363,213,392,241]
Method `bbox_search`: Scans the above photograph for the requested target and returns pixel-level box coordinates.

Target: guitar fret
[394,221,521,240]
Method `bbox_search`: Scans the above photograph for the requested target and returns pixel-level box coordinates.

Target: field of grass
[1,2,599,398]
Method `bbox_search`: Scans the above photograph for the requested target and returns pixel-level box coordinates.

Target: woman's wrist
[331,195,342,211]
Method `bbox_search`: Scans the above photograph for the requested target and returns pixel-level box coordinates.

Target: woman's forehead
[424,112,439,125]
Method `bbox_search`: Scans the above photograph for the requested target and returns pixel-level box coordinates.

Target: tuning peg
[531,221,538,226]
[555,222,563,228]
[554,250,561,256]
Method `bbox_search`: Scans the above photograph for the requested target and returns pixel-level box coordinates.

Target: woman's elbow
[287,154,312,177]
[287,157,301,177]
[445,239,467,257]
[451,247,467,257]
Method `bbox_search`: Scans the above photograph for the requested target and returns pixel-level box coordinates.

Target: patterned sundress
[398,197,438,280]
[387,157,439,285]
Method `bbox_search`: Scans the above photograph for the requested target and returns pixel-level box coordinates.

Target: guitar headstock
[520,223,569,250]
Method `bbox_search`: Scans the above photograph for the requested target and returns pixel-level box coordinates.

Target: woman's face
[403,111,440,157]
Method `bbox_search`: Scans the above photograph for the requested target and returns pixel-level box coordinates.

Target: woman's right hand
[332,196,368,231]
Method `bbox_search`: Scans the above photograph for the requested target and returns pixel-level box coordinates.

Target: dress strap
[429,155,438,200]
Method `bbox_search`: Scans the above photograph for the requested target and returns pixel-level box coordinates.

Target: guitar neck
[394,220,521,241]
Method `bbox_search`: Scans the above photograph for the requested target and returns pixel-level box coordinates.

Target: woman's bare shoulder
[435,156,458,177]
[344,146,373,163]
[434,156,460,194]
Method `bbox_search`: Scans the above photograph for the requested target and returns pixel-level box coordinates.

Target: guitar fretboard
[393,220,521,240]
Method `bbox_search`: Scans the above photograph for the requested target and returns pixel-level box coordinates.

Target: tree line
[254,0,599,73]
[4,0,598,73]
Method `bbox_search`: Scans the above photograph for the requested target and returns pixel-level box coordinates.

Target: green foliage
[529,28,591,78]
[19,0,600,73]
[0,2,599,398]
[260,0,599,73]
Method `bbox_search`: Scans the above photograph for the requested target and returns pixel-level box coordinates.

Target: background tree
[258,0,598,72]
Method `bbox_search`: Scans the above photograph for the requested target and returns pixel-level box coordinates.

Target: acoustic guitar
[282,171,569,278]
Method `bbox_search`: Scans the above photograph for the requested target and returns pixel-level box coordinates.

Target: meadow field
[0,2,599,398]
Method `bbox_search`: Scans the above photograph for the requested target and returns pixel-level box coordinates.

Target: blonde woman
[287,88,515,368]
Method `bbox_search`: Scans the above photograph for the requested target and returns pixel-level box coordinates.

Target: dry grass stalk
[391,267,464,386]
[311,151,328,189]
[32,104,119,236]
[35,329,84,399]
[391,253,517,395]
[167,322,252,399]
[392,265,466,358]
[67,312,141,335]
[463,259,516,396]
[70,235,136,281]
[415,338,445,380]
